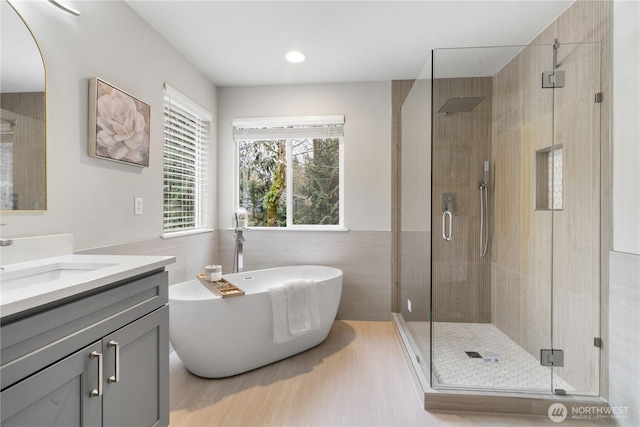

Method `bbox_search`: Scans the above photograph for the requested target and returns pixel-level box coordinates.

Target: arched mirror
[1,0,46,211]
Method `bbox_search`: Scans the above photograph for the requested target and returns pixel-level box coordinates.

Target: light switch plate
[134,197,143,215]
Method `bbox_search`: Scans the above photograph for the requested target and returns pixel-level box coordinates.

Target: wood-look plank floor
[169,321,607,426]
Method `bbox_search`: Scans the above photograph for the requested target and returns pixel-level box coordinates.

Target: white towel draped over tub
[269,279,320,344]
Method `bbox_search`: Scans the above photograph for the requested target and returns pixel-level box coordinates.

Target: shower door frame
[426,42,607,397]
[391,5,612,408]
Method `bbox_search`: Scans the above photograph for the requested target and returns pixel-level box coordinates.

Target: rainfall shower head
[438,96,486,116]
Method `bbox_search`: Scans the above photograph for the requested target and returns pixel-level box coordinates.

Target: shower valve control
[442,193,457,213]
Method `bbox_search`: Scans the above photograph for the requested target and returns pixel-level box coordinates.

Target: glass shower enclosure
[396,41,602,396]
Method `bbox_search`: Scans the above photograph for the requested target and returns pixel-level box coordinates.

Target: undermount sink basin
[0,252,175,319]
[0,262,116,290]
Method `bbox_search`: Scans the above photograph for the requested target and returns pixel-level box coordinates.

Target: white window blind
[232,115,344,141]
[163,84,211,234]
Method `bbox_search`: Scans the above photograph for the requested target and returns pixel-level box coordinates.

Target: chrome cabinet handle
[89,351,103,397]
[107,340,120,383]
[442,210,452,241]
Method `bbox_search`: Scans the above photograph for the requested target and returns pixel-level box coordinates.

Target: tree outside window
[238,137,340,228]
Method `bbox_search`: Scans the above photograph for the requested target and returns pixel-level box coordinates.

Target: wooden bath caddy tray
[196,274,245,298]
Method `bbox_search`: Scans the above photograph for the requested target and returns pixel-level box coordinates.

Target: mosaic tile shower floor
[406,321,573,391]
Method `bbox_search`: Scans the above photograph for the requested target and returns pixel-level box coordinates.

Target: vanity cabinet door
[0,341,102,427]
[102,306,169,427]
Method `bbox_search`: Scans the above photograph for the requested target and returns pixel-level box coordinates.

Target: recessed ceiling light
[285,51,306,63]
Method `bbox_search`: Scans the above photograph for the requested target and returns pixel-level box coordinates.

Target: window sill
[161,228,214,239]
[225,226,349,232]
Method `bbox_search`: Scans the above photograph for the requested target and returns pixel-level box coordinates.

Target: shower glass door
[429,41,601,395]
[398,59,433,380]
[430,44,554,392]
[550,41,602,396]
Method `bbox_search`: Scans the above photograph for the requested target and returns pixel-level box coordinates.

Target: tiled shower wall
[491,0,610,394]
[431,77,493,323]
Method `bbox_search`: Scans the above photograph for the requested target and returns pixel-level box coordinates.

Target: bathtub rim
[169,264,343,301]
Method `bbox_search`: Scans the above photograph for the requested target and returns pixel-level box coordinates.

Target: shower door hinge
[542,70,565,88]
[595,92,603,103]
[540,349,564,367]
[594,337,603,348]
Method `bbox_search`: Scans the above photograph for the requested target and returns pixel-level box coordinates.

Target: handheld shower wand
[479,161,490,257]
[483,160,489,184]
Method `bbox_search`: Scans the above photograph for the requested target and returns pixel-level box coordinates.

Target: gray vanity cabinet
[103,306,168,427]
[0,341,103,427]
[1,270,170,427]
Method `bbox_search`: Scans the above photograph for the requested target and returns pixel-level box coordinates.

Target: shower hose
[479,183,489,257]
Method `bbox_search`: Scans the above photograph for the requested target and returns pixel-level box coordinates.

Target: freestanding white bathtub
[169,265,343,378]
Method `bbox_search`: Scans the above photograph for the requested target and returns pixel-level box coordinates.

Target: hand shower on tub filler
[233,209,248,273]
[234,208,248,229]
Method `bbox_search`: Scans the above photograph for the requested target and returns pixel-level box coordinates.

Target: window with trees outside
[233,116,344,229]
[163,84,211,235]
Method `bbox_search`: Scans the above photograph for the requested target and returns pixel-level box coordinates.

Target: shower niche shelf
[535,145,564,211]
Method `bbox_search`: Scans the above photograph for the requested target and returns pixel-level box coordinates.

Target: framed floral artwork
[88,77,150,167]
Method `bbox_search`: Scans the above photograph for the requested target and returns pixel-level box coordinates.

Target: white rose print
[95,84,149,165]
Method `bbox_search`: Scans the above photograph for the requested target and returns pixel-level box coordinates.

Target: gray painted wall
[216,83,393,320]
[609,2,640,421]
[612,0,640,255]
[217,83,392,231]
[3,0,637,335]
[3,1,217,251]
[609,251,640,427]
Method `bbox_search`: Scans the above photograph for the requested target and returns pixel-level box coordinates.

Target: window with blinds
[163,84,211,234]
[233,116,345,229]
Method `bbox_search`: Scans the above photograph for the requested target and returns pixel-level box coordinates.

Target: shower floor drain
[465,351,482,358]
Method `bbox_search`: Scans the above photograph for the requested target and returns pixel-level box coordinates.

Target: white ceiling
[126,0,574,87]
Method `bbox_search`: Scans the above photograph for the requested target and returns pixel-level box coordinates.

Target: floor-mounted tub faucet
[233,228,245,273]
[232,210,248,273]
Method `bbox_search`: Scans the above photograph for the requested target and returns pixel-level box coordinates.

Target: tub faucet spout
[233,228,245,273]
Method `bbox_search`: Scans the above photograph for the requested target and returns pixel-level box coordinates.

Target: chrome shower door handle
[442,210,452,241]
[89,351,103,397]
[107,340,120,383]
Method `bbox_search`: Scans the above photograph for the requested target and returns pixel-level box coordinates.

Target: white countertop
[0,254,175,319]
